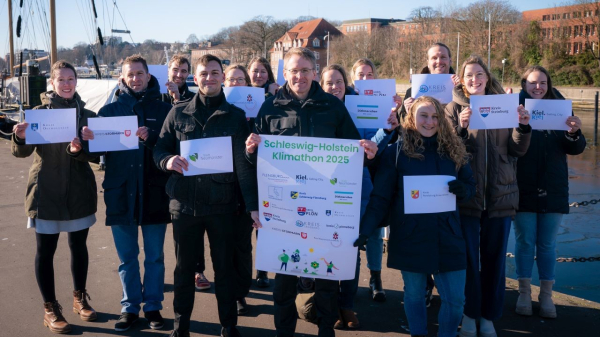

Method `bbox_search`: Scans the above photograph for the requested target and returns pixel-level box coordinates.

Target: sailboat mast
[49,0,57,64]
[8,0,14,77]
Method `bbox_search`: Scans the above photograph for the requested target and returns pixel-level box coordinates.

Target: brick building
[270,18,342,74]
[339,18,405,35]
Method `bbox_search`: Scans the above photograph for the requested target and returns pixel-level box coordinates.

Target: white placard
[25,109,77,145]
[180,137,233,176]
[276,59,285,86]
[255,135,364,281]
[525,99,571,131]
[411,74,454,104]
[223,87,266,118]
[403,175,456,214]
[345,95,392,129]
[148,65,169,94]
[354,79,397,98]
[469,94,519,130]
[88,116,139,152]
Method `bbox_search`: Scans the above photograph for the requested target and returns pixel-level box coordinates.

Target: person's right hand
[459,107,472,129]
[403,97,414,113]
[69,137,82,153]
[166,81,181,101]
[353,234,368,251]
[81,126,94,141]
[166,155,189,174]
[13,122,28,139]
[245,133,262,154]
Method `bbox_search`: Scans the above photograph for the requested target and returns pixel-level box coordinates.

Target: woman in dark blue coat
[355,96,475,337]
[514,66,586,319]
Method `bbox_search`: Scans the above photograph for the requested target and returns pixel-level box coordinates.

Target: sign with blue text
[525,99,571,131]
[469,94,519,130]
[411,74,454,104]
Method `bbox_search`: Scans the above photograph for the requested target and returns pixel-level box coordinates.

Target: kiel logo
[30,123,39,131]
[411,190,420,199]
[301,232,307,239]
[419,85,429,93]
[263,212,272,221]
[297,207,306,216]
[262,201,269,208]
[479,107,490,118]
[124,130,132,137]
[326,210,331,216]
[290,191,299,199]
[296,174,307,184]
[364,89,374,95]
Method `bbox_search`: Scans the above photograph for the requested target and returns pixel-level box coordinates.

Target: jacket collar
[274,81,329,107]
[116,75,162,106]
[182,89,230,117]
[40,91,85,110]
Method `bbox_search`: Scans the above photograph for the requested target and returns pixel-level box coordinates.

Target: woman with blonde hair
[355,96,475,337]
[445,55,531,337]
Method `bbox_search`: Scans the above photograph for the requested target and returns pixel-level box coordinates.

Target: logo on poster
[531,109,545,120]
[411,190,420,199]
[189,153,199,162]
[333,232,339,240]
[479,107,490,118]
[263,212,272,221]
[301,232,308,239]
[124,130,131,137]
[419,85,429,93]
[263,201,269,207]
[297,207,306,216]
[326,210,331,216]
[290,191,299,199]
[245,94,256,110]
[364,90,374,95]
[268,186,283,200]
[31,123,39,131]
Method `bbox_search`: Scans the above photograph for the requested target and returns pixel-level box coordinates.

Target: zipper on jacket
[483,129,488,210]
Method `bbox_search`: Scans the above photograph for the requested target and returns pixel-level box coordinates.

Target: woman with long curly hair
[445,55,531,337]
[355,96,476,337]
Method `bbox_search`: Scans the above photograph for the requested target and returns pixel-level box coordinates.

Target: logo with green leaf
[189,153,199,162]
[330,178,337,185]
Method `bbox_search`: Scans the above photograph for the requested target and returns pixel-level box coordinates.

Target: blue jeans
[402,270,466,337]
[111,224,167,314]
[513,212,563,281]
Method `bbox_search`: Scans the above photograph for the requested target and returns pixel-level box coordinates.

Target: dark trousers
[233,213,253,300]
[274,273,338,337]
[172,212,237,332]
[461,212,511,321]
[338,251,360,309]
[35,228,90,303]
[194,226,206,274]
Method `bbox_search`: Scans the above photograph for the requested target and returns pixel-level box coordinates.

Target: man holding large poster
[245,47,377,337]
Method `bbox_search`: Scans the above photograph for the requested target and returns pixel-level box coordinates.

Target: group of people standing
[11,41,585,337]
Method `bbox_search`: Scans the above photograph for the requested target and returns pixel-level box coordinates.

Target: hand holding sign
[517,105,530,125]
[566,116,582,134]
[459,107,472,129]
[13,122,28,139]
[167,155,189,174]
[136,126,149,141]
[245,133,262,154]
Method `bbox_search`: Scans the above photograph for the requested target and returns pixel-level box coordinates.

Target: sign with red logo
[124,130,131,137]
[301,232,307,239]
[411,190,420,199]
[263,201,269,207]
[297,207,306,216]
[364,90,373,95]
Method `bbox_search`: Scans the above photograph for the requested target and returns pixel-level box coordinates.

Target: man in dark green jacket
[154,54,259,337]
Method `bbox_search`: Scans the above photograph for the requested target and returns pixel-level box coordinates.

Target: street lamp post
[501,58,507,87]
[324,31,330,67]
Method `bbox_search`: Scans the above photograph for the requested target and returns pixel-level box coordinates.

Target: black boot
[369,270,386,302]
[256,270,269,288]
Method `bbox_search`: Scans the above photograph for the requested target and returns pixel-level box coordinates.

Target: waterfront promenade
[1,139,599,336]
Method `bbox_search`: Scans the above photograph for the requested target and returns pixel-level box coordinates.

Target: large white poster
[25,109,77,145]
[148,65,168,94]
[525,98,571,131]
[255,135,364,281]
[180,137,233,176]
[223,86,265,118]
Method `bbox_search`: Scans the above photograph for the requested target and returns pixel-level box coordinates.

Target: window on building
[316,63,320,72]
[566,42,572,54]
[313,38,320,47]
[314,51,320,59]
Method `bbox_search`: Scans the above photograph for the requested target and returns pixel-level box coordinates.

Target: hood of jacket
[116,75,162,106]
[451,84,470,107]
[40,91,86,110]
[419,65,456,75]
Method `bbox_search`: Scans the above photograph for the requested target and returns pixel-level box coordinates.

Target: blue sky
[1,0,568,57]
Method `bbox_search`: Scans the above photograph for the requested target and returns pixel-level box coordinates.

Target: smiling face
[353,64,374,81]
[462,63,488,96]
[283,54,315,100]
[225,68,248,87]
[321,69,345,101]
[194,60,225,96]
[169,62,189,88]
[51,68,77,99]
[427,46,451,74]
[122,62,151,93]
[249,62,269,87]
[414,102,439,137]
[525,70,548,99]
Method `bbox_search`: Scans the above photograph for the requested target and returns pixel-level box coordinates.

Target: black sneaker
[144,310,164,330]
[256,271,269,288]
[237,298,249,316]
[115,312,139,331]
[221,326,242,337]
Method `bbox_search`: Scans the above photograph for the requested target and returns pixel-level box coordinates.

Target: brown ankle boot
[340,308,360,329]
[73,290,97,321]
[44,301,71,334]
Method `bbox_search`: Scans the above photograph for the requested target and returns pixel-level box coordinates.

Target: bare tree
[186,34,200,45]
[408,6,442,34]
[236,16,287,58]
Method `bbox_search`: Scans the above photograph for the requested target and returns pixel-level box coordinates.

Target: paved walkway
[0,140,598,336]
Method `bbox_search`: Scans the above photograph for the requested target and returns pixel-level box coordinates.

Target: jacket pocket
[270,117,298,135]
[174,122,196,140]
[497,154,517,185]
[208,173,236,205]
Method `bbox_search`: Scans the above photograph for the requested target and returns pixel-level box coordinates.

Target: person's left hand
[566,116,582,134]
[385,109,400,132]
[448,180,468,199]
[251,211,262,229]
[353,234,368,251]
[360,139,377,160]
[267,83,279,96]
[136,126,149,141]
[451,74,460,86]
[517,105,530,125]
[393,94,403,105]
[69,137,82,153]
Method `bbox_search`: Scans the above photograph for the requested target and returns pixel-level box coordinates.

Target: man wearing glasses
[154,54,259,337]
[245,47,377,337]
[161,54,195,105]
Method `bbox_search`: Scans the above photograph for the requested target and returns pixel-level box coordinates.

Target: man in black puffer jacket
[83,54,172,332]
[154,54,258,337]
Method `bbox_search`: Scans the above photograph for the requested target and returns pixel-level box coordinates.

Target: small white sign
[276,59,285,86]
[148,65,169,94]
[411,74,454,104]
[345,95,392,129]
[88,116,139,152]
[25,109,77,145]
[354,79,397,98]
[469,94,519,130]
[403,175,456,214]
[223,86,266,118]
[525,99,571,131]
[180,137,234,176]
